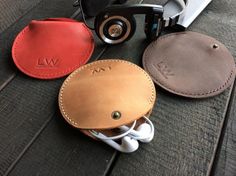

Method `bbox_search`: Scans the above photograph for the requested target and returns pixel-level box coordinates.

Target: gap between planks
[209,80,236,176]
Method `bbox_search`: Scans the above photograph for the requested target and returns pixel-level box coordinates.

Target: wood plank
[0,0,234,176]
[211,82,236,176]
[0,0,42,33]
[110,90,232,176]
[197,0,236,175]
[108,0,236,176]
[0,76,64,176]
[1,1,147,176]
[0,0,79,175]
[0,0,141,175]
[5,112,115,176]
[0,0,78,90]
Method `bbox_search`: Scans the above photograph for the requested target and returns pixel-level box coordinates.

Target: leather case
[12,18,94,79]
[143,31,236,98]
[58,59,156,133]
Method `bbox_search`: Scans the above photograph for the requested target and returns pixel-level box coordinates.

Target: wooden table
[0,0,235,175]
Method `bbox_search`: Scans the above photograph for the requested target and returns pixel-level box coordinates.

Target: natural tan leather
[81,118,146,140]
[59,59,156,130]
[143,31,236,98]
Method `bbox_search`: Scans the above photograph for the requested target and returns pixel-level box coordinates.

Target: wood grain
[0,0,42,32]
[0,0,78,175]
[191,1,236,175]
[0,0,235,176]
[0,0,79,91]
[111,90,232,176]
[2,1,146,176]
[5,113,115,176]
[211,83,236,176]
[109,0,236,176]
[0,76,64,176]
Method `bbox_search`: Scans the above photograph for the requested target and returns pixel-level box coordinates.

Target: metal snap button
[112,111,121,120]
[212,43,219,49]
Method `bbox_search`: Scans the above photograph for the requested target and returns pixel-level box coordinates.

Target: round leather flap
[12,18,94,79]
[59,59,156,129]
[143,31,236,98]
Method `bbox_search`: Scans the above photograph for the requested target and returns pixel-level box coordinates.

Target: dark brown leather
[59,59,156,130]
[143,31,236,98]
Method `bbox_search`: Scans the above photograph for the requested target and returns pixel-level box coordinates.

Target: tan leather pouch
[143,31,236,98]
[59,60,156,136]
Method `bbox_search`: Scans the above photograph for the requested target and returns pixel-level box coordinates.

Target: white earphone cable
[131,116,154,140]
[119,116,154,140]
[89,116,154,141]
[89,120,137,140]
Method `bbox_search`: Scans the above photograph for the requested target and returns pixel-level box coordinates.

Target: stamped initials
[91,66,111,75]
[154,61,174,79]
[37,58,59,68]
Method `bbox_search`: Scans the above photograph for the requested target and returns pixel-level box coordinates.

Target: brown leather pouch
[59,59,156,137]
[143,31,236,98]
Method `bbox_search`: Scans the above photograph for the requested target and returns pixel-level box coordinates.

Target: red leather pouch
[12,18,94,79]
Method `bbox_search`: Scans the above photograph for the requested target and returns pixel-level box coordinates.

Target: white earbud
[135,122,154,143]
[89,116,154,152]
[89,121,139,153]
[92,131,139,153]
[119,116,154,143]
[120,136,139,153]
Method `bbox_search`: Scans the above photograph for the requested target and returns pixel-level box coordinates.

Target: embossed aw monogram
[91,66,111,75]
[37,58,59,67]
[155,61,174,79]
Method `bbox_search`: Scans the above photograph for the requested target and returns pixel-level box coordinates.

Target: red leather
[12,18,94,79]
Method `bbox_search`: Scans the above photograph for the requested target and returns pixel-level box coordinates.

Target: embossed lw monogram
[154,61,174,79]
[37,58,59,68]
[91,66,111,75]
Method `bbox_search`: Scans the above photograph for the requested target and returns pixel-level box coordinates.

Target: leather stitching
[143,32,236,97]
[12,22,94,79]
[59,60,156,127]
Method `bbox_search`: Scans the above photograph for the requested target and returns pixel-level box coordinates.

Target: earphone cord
[89,120,137,140]
[79,0,95,30]
[128,116,154,140]
[89,116,154,141]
